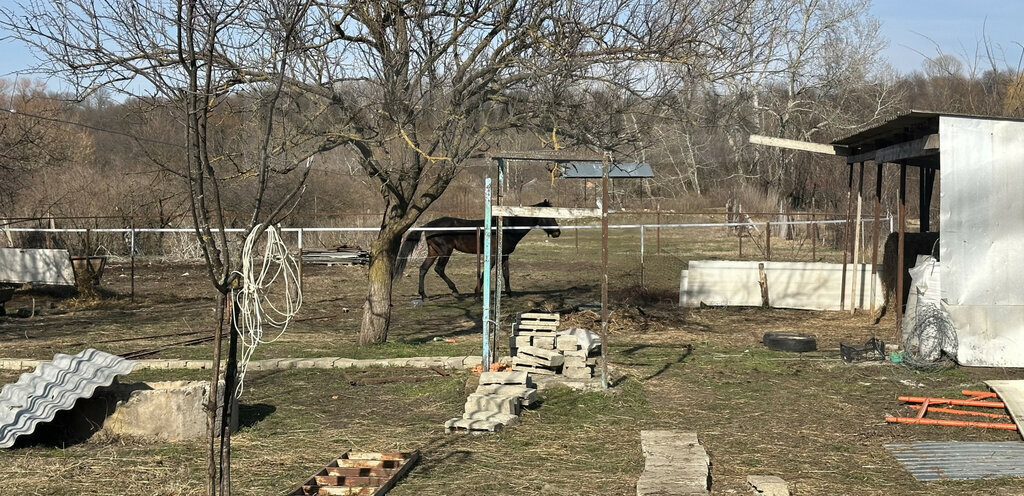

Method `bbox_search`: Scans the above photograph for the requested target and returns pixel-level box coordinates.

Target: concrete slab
[986,380,1024,437]
[555,335,579,351]
[637,430,710,496]
[747,475,789,495]
[475,384,538,405]
[479,371,529,386]
[465,393,519,415]
[533,336,555,349]
[445,417,503,433]
[463,410,519,426]
[562,365,592,379]
[512,363,557,375]
[517,346,564,367]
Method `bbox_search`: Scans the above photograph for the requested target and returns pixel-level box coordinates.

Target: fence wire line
[2,217,887,234]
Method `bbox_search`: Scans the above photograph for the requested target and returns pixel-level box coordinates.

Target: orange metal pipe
[886,416,1017,430]
[908,405,1011,420]
[898,396,1005,409]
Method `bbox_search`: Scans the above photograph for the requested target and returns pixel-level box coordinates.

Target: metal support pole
[482,178,493,370]
[851,162,865,313]
[130,223,136,303]
[600,152,611,389]
[897,162,907,343]
[765,222,771,261]
[640,225,645,289]
[476,227,482,284]
[493,160,505,365]
[870,163,883,313]
[840,163,854,310]
[656,209,661,254]
[297,229,304,296]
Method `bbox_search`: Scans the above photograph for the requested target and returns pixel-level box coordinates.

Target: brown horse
[395,200,561,299]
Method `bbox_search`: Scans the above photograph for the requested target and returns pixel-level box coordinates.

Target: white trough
[679,260,883,311]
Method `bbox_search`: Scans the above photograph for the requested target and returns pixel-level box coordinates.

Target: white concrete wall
[679,260,883,311]
[0,248,75,285]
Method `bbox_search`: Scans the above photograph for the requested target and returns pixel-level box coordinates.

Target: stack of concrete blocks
[510,312,599,379]
[444,371,536,434]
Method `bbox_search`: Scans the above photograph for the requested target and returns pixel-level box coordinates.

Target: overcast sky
[1,1,1023,84]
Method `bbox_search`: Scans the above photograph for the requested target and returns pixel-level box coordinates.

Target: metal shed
[754,111,1024,367]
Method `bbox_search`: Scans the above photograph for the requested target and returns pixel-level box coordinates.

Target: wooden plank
[749,134,848,156]
[486,150,604,161]
[491,205,601,219]
[846,134,940,164]
[987,380,1024,437]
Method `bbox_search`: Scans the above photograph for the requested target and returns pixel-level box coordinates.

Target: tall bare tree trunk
[359,230,402,345]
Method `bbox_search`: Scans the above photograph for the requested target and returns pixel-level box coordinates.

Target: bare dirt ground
[1,225,1022,495]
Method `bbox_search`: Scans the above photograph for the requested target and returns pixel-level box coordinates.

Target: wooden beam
[748,135,849,156]
[847,134,940,164]
[490,206,601,218]
[485,150,605,162]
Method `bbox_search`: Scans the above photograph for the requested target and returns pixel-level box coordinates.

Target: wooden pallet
[516,312,560,332]
[290,451,419,496]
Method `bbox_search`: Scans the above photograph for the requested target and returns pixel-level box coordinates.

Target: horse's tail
[393,229,423,276]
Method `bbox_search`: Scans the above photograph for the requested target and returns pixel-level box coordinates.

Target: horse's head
[534,199,561,238]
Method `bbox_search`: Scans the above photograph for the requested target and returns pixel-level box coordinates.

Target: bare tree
[260,0,753,344]
[1,1,331,494]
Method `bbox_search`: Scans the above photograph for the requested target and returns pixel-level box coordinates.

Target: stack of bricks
[444,371,536,434]
[510,312,600,379]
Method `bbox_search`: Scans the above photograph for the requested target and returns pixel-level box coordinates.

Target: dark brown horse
[395,200,561,299]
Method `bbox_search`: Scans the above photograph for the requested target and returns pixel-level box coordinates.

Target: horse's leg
[418,249,438,299]
[502,255,512,295]
[434,254,460,296]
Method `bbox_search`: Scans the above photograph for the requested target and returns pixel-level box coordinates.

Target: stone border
[0,356,484,372]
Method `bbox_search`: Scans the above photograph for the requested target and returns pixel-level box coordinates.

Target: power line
[2,107,184,148]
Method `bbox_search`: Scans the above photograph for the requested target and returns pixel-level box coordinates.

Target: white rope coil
[232,224,302,395]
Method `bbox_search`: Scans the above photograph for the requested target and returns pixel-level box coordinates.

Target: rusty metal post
[765,221,771,261]
[840,163,854,310]
[640,225,645,289]
[600,152,611,389]
[897,162,907,342]
[656,209,661,254]
[476,226,482,283]
[738,227,743,257]
[810,211,817,262]
[574,220,579,255]
[870,163,883,313]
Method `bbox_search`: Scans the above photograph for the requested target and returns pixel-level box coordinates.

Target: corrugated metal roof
[559,162,653,178]
[831,110,1024,148]
[885,441,1024,481]
[0,349,135,448]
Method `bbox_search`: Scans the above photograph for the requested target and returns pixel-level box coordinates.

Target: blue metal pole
[482,178,493,369]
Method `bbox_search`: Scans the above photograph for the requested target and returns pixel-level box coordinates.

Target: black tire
[763,332,817,352]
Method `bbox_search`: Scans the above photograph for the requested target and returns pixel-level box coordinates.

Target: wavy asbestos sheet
[0,349,135,448]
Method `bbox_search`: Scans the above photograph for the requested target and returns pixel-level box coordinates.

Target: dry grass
[1,222,1022,495]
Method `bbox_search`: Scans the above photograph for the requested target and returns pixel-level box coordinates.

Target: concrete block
[464,355,483,367]
[85,381,238,442]
[555,335,579,351]
[747,475,789,496]
[479,371,529,386]
[465,393,519,415]
[562,349,587,358]
[295,358,319,369]
[445,417,503,433]
[564,356,586,368]
[310,357,337,368]
[184,360,211,370]
[517,346,564,367]
[533,335,555,349]
[463,410,519,426]
[562,365,592,379]
[162,359,189,369]
[513,364,557,375]
[511,335,533,348]
[475,384,538,406]
[442,356,467,369]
